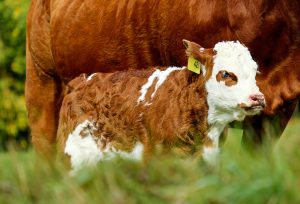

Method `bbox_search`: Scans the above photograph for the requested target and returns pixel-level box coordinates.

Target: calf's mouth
[238,102,265,115]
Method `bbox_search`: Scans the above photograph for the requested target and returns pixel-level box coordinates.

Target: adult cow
[26,0,300,158]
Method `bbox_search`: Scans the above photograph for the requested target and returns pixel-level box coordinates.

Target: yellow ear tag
[188,56,201,74]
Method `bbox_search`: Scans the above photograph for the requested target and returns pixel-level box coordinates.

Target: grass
[0,117,300,204]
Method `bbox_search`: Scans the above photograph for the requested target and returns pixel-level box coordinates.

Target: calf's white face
[183,40,265,124]
[206,41,265,123]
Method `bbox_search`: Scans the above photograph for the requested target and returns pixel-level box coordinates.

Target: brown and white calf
[57,40,265,172]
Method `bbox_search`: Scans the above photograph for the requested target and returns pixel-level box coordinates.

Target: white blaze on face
[205,41,263,124]
[65,120,144,174]
[137,66,185,104]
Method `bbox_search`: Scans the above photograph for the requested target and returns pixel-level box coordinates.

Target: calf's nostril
[249,94,265,107]
[250,95,259,102]
[251,96,258,101]
[250,94,264,102]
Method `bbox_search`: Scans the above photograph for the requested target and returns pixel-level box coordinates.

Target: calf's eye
[222,71,230,79]
[216,70,238,86]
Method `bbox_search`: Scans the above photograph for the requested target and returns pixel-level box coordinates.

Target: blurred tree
[0,0,30,150]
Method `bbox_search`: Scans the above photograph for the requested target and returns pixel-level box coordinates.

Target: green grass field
[0,117,300,204]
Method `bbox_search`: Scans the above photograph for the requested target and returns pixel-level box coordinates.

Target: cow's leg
[242,100,297,153]
[25,50,63,159]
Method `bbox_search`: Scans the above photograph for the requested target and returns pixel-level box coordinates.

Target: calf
[57,40,265,171]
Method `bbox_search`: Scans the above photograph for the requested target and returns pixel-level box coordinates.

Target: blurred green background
[0,0,30,150]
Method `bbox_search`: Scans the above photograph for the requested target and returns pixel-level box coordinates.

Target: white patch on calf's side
[137,66,185,104]
[65,120,144,173]
[107,142,144,161]
[150,67,185,99]
[87,73,97,81]
[65,120,101,172]
[137,69,160,103]
[129,142,144,160]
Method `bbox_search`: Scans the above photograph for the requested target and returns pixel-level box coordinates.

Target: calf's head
[183,40,265,123]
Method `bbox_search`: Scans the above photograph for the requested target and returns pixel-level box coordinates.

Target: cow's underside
[26,0,300,157]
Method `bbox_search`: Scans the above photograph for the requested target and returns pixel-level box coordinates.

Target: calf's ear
[182,39,214,68]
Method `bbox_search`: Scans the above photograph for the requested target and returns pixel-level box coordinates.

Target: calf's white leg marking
[202,124,225,165]
[137,67,185,104]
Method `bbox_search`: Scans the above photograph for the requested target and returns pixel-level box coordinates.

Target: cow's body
[26,0,300,157]
[57,41,264,171]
